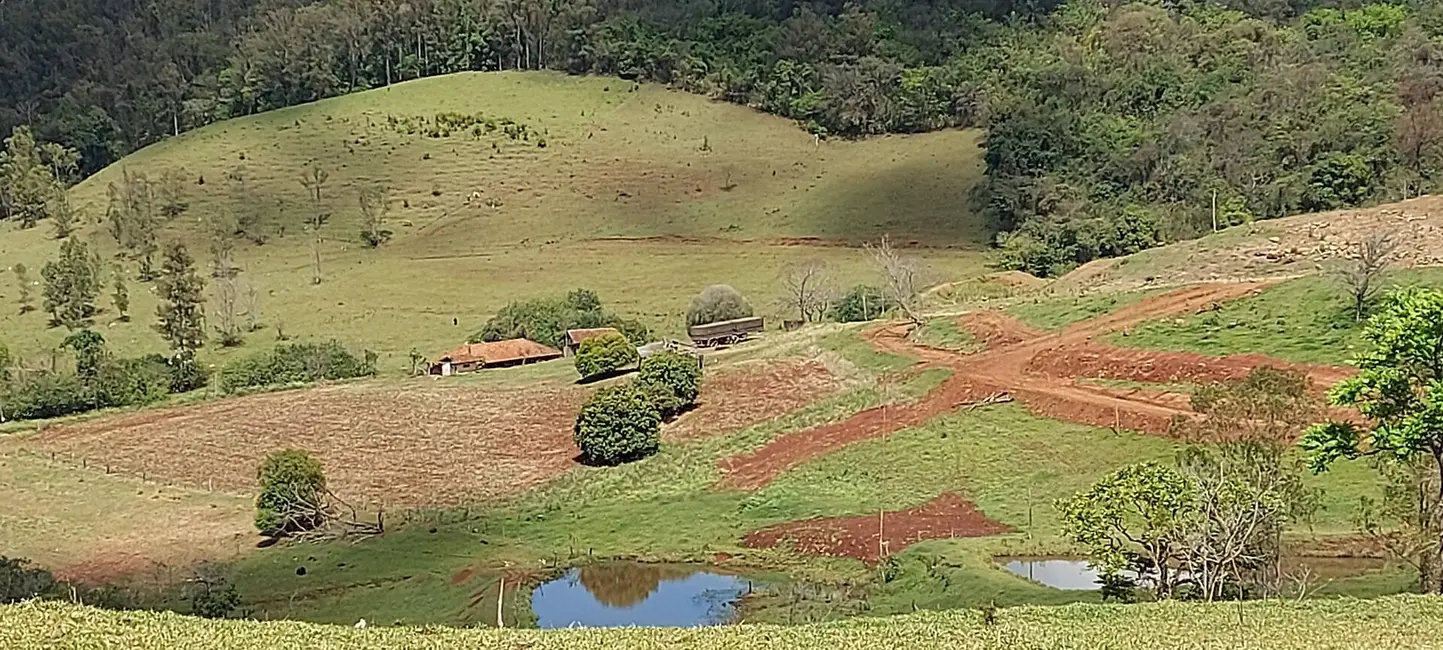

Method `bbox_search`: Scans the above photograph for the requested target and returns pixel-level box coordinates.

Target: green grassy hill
[6,597,1443,650]
[0,71,988,369]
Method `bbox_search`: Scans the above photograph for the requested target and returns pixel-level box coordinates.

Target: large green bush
[254,450,328,536]
[830,285,890,322]
[637,351,702,418]
[218,341,377,394]
[573,385,662,466]
[687,285,753,327]
[575,332,639,379]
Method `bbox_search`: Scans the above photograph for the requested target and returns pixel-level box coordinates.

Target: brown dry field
[29,380,589,509]
[665,359,843,441]
[26,358,838,511]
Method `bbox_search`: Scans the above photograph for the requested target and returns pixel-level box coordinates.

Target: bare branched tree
[780,259,834,323]
[242,277,261,332]
[213,272,242,347]
[865,235,926,324]
[299,165,330,285]
[1335,229,1402,322]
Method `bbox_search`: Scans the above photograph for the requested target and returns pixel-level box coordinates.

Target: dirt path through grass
[718,282,1352,491]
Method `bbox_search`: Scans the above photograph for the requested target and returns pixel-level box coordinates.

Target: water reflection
[1000,556,1388,591]
[531,563,751,628]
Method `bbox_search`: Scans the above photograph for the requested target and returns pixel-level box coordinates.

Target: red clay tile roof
[565,328,621,345]
[439,339,562,365]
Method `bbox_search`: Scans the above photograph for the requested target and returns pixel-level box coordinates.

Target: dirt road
[719,283,1351,491]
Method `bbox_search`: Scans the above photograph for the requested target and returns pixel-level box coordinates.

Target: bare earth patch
[665,359,842,441]
[29,381,589,509]
[742,493,1013,564]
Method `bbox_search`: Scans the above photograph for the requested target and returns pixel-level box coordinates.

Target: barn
[562,328,622,357]
[430,339,563,376]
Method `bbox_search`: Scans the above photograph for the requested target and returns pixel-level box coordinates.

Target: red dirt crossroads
[729,283,1353,561]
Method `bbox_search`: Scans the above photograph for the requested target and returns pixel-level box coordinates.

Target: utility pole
[1211,189,1219,234]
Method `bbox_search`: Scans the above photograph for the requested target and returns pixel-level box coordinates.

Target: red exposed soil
[718,282,1354,491]
[1029,343,1354,387]
[665,360,843,441]
[742,494,1014,564]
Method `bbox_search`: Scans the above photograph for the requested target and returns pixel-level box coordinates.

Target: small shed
[430,339,562,376]
[562,327,622,357]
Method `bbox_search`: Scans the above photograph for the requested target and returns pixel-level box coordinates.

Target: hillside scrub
[573,384,662,466]
[217,341,376,394]
[0,332,185,421]
[688,285,754,327]
[574,332,639,380]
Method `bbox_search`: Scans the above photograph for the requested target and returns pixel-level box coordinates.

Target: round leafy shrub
[637,350,702,418]
[574,384,662,466]
[575,332,639,379]
[830,285,889,322]
[255,449,328,536]
[687,285,754,327]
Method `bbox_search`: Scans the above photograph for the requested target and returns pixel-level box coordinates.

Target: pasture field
[0,71,989,371]
[8,597,1443,650]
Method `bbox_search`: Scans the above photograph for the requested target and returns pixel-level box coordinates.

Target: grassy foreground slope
[0,72,987,369]
[6,598,1443,650]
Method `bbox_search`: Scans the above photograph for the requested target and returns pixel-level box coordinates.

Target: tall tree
[40,238,100,329]
[12,264,34,315]
[0,126,66,229]
[111,265,130,322]
[154,241,206,362]
[299,165,330,284]
[1304,288,1443,593]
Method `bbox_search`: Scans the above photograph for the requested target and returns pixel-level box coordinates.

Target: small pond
[530,563,754,629]
[1000,556,1389,591]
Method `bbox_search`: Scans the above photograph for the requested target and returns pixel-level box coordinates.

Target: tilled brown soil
[741,493,1014,564]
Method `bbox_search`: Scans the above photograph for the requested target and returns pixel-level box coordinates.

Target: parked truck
[687,316,764,347]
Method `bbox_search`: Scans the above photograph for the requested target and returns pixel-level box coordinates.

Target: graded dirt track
[719,283,1352,491]
[741,494,1014,564]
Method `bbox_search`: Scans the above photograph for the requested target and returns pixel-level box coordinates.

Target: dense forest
[4,0,1443,274]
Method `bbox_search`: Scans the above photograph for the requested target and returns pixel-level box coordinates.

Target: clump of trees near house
[217,341,377,395]
[474,289,648,349]
[574,332,639,380]
[574,350,702,466]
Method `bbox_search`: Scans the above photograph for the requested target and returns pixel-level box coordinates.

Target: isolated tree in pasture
[156,168,190,219]
[1335,229,1402,322]
[687,285,754,327]
[12,264,34,314]
[228,169,267,245]
[255,449,329,536]
[1304,288,1443,593]
[108,170,159,279]
[866,235,926,324]
[213,272,243,347]
[111,267,130,322]
[49,192,75,239]
[299,165,330,285]
[40,238,101,329]
[154,241,206,362]
[243,278,261,332]
[358,185,392,248]
[780,259,834,323]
